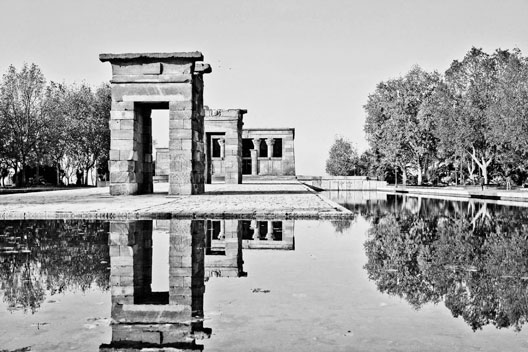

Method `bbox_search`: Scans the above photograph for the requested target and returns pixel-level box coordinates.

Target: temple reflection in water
[100,219,295,351]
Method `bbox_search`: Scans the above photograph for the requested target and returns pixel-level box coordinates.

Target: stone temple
[100,52,211,195]
[203,108,247,184]
[155,109,296,184]
[101,51,295,194]
[241,128,295,178]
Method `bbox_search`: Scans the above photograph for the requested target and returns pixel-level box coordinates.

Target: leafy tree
[41,82,71,185]
[441,48,519,184]
[0,62,111,187]
[330,219,354,233]
[93,83,111,183]
[364,201,528,331]
[364,66,441,185]
[45,82,111,186]
[0,64,47,186]
[325,136,359,176]
[0,220,110,313]
[486,49,528,182]
[69,83,110,185]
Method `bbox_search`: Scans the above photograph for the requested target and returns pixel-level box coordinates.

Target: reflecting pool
[1,194,528,351]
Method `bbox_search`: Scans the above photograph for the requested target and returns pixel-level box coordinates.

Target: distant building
[154,110,296,183]
[204,109,246,184]
[242,128,295,177]
[154,147,169,183]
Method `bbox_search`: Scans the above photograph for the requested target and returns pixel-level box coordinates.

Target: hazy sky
[1,0,527,175]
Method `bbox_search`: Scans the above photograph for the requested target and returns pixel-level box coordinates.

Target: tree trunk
[417,157,424,186]
[93,161,97,187]
[423,156,430,184]
[21,156,27,187]
[468,148,492,185]
[13,164,18,187]
[402,166,407,186]
[459,156,463,185]
[394,166,398,186]
[56,163,60,186]
[467,158,475,182]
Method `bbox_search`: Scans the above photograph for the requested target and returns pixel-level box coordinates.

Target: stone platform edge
[300,183,353,214]
[377,185,528,203]
[0,209,354,221]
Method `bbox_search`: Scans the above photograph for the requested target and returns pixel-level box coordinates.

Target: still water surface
[1,193,528,351]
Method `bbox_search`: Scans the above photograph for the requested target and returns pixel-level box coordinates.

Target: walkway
[378,184,528,203]
[0,181,352,220]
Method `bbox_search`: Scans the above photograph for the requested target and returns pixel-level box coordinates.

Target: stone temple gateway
[100,52,211,195]
[204,109,247,184]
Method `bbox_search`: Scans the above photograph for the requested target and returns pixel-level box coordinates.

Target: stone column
[249,150,257,176]
[266,138,275,158]
[251,220,259,240]
[219,138,225,159]
[218,220,225,240]
[266,220,274,240]
[265,138,275,175]
[251,138,260,176]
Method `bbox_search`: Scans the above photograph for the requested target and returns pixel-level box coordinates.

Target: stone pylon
[100,52,211,195]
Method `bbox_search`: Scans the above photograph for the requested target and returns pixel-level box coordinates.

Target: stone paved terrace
[0,180,352,220]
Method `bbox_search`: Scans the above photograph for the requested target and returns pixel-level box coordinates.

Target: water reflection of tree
[363,200,528,331]
[0,220,109,313]
[330,219,354,234]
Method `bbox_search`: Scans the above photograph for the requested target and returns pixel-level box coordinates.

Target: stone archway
[100,52,211,195]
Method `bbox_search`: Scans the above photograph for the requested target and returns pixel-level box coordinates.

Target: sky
[1,0,527,175]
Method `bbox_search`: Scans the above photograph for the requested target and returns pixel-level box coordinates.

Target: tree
[442,48,517,184]
[63,83,111,185]
[42,82,71,185]
[93,83,111,183]
[0,64,47,186]
[364,66,441,185]
[0,61,111,187]
[364,203,528,331]
[325,137,359,176]
[486,49,528,183]
[0,220,110,313]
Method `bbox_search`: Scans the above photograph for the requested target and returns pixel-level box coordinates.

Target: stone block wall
[282,135,296,176]
[204,109,246,184]
[103,219,209,350]
[155,147,169,177]
[100,52,210,195]
[108,102,153,195]
[204,219,245,278]
[297,175,388,190]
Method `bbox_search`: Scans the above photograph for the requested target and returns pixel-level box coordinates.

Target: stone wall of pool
[298,176,388,191]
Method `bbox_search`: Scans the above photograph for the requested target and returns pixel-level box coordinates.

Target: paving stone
[0,181,352,219]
